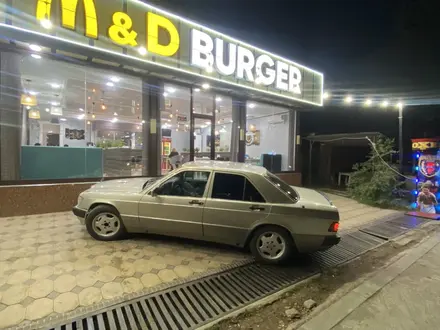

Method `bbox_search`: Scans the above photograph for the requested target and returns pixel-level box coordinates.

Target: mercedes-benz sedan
[73,161,340,264]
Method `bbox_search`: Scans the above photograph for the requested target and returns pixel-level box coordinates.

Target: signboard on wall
[1,0,323,106]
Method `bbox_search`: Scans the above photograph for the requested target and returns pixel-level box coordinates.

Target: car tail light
[329,222,339,232]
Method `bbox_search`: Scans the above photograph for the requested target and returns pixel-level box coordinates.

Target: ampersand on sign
[108,12,138,47]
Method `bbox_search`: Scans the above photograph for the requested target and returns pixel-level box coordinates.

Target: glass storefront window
[245,101,291,172]
[214,96,233,161]
[161,84,190,174]
[17,54,143,180]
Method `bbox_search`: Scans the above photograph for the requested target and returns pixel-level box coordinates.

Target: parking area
[0,194,401,329]
[0,212,250,329]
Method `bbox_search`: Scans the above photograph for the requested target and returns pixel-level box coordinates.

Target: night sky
[149,0,440,141]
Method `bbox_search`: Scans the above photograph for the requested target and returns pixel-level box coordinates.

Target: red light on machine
[329,222,339,232]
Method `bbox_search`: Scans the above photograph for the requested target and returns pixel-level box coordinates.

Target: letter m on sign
[36,0,98,39]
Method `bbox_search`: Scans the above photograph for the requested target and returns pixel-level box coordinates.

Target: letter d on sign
[147,12,180,57]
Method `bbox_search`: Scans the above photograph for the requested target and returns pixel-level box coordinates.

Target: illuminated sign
[1,0,323,106]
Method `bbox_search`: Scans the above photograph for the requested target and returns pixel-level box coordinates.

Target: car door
[202,172,271,246]
[138,170,211,239]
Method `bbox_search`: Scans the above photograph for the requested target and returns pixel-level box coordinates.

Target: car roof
[181,161,268,175]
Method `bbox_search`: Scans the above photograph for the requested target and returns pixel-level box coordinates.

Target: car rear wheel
[249,226,295,264]
[85,205,126,241]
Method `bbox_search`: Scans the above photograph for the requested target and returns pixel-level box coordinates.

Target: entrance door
[191,115,215,160]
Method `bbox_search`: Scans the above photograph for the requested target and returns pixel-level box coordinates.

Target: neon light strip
[130,0,323,77]
[0,23,323,106]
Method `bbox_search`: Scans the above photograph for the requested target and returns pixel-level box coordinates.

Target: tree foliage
[348,138,401,206]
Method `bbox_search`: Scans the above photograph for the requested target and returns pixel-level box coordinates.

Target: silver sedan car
[73,161,340,264]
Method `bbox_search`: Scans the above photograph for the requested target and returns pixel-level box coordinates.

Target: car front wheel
[85,205,126,241]
[249,226,295,264]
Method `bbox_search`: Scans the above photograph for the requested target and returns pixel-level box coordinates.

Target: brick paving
[0,212,249,329]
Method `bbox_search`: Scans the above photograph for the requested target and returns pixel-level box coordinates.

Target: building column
[291,110,301,172]
[142,77,163,177]
[0,51,22,181]
[231,98,246,162]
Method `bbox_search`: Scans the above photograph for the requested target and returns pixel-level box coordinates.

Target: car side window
[244,179,266,203]
[156,171,210,198]
[211,173,265,203]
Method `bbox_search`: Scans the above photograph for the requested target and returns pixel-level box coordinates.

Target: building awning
[304,132,383,146]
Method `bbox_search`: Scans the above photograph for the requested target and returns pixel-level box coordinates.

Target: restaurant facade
[0,0,323,215]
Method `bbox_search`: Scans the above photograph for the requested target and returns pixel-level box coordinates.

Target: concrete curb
[297,233,440,330]
[196,273,321,330]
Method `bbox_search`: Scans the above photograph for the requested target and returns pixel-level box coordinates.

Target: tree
[348,137,401,206]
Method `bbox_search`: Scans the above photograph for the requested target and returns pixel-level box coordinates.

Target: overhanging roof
[304,132,384,146]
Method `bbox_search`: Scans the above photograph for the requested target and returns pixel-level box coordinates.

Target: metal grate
[48,230,388,330]
[360,215,429,240]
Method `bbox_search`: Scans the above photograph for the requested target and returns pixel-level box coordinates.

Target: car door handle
[250,205,265,211]
[189,200,204,205]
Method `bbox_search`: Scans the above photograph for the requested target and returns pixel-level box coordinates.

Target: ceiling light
[60,118,67,121]
[31,54,42,59]
[194,88,200,92]
[111,117,118,123]
[77,114,85,120]
[205,121,211,125]
[381,100,389,108]
[87,121,91,125]
[166,87,176,93]
[45,108,50,112]
[101,105,106,110]
[29,44,42,52]
[344,96,353,104]
[216,97,222,102]
[396,102,403,109]
[323,92,330,100]
[51,101,59,106]
[249,103,256,109]
[25,97,32,102]
[40,19,53,29]
[79,108,84,112]
[230,120,233,123]
[49,83,61,89]
[364,99,372,106]
[163,92,168,97]
[169,114,173,118]
[110,76,120,83]
[92,114,96,119]
[106,82,114,87]
[138,47,147,56]
[202,83,210,90]
[26,106,31,110]
[142,120,145,124]
[29,91,38,96]
[113,112,118,116]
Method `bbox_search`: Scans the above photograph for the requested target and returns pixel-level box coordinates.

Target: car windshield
[266,173,299,202]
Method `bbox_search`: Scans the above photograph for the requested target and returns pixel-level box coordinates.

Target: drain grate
[47,231,388,330]
[360,215,429,240]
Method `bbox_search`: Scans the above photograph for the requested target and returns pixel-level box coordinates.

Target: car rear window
[266,173,299,202]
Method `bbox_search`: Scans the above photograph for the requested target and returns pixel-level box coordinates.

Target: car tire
[249,226,295,265]
[85,205,126,241]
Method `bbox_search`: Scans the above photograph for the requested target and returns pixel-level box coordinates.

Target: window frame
[208,171,267,203]
[152,170,212,198]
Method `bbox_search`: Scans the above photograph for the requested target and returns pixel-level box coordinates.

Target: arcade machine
[411,138,440,213]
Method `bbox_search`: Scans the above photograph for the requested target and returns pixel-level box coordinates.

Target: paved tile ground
[0,195,396,329]
[326,193,402,232]
[0,212,250,329]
